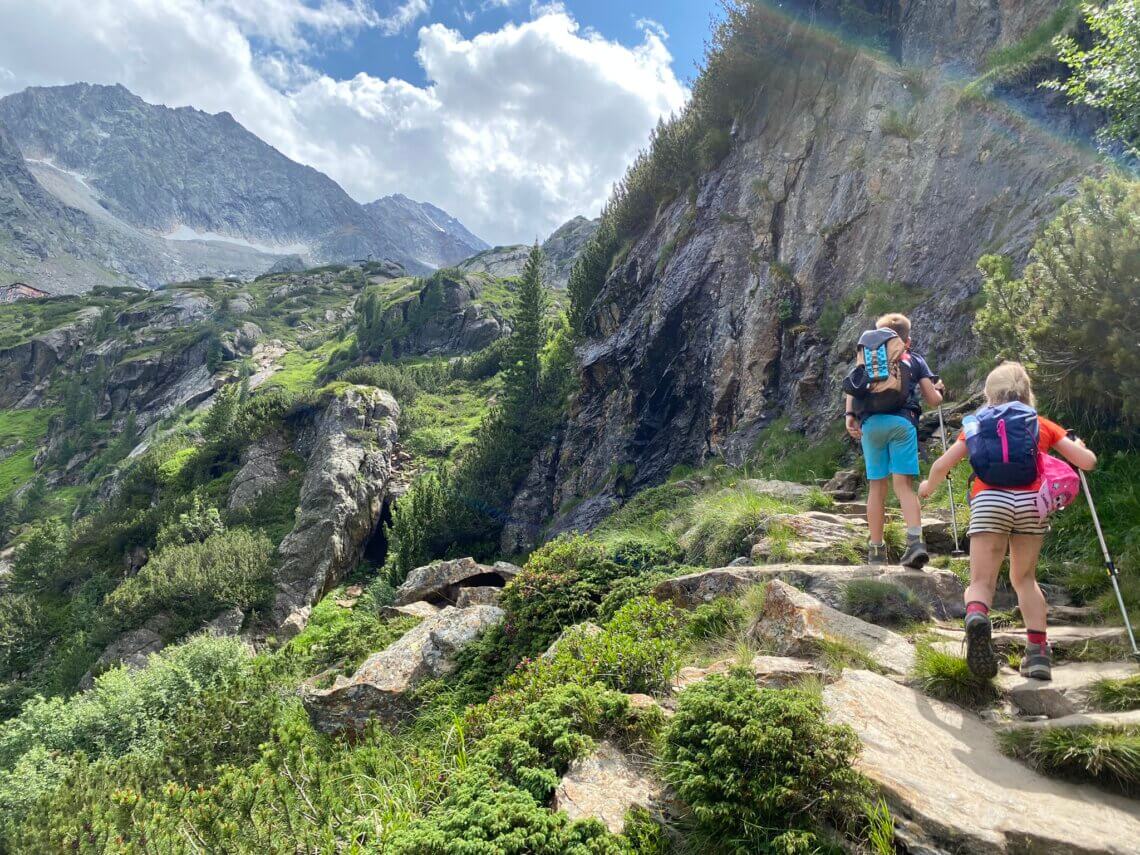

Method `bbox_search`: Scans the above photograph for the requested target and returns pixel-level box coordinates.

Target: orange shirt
[957,415,1067,497]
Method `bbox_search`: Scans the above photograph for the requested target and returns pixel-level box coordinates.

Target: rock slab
[825,669,1140,854]
[393,557,520,607]
[749,580,915,675]
[998,661,1138,719]
[271,386,399,637]
[553,741,665,834]
[304,605,503,734]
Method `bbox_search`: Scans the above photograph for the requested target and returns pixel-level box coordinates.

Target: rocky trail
[304,466,1140,854]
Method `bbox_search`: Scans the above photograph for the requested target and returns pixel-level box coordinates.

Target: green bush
[104,528,273,635]
[154,494,224,550]
[500,535,662,658]
[913,644,999,708]
[9,518,71,594]
[975,177,1140,427]
[676,487,796,566]
[340,362,423,401]
[1000,725,1140,795]
[663,674,870,853]
[843,579,931,627]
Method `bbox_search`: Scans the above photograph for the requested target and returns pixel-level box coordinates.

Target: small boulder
[998,661,1138,719]
[304,605,503,734]
[553,741,667,835]
[203,607,245,637]
[749,580,915,675]
[738,478,813,501]
[380,601,441,620]
[79,625,165,689]
[823,469,863,501]
[393,557,520,607]
[749,512,864,564]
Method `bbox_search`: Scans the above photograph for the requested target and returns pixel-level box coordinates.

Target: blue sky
[0,0,722,244]
[314,2,719,88]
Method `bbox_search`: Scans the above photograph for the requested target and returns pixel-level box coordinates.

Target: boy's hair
[875,313,911,341]
[985,361,1036,408]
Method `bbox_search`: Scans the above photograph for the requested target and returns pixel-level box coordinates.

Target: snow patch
[163,225,310,257]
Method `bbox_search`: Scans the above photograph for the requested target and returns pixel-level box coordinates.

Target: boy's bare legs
[964,532,1007,677]
[867,478,888,542]
[892,473,922,531]
[1009,534,1047,630]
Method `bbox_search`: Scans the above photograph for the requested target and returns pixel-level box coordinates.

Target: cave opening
[362,496,394,567]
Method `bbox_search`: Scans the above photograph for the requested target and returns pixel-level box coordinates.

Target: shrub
[975,177,1140,427]
[676,487,796,566]
[913,644,1000,708]
[880,109,918,140]
[154,494,224,550]
[843,579,931,627]
[500,535,667,658]
[1092,675,1140,712]
[1000,725,1140,795]
[340,362,423,402]
[103,528,273,634]
[9,518,70,594]
[663,674,870,853]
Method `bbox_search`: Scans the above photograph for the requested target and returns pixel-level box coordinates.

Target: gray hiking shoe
[964,611,999,679]
[867,544,888,566]
[899,537,929,570]
[1020,642,1053,681]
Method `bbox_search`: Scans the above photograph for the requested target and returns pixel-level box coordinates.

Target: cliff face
[504,0,1100,548]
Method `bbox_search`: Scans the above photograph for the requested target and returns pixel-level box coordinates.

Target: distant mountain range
[0,83,490,292]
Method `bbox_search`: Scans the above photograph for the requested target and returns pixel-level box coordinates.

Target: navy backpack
[963,402,1040,487]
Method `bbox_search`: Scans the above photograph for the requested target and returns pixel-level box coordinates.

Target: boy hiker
[844,313,943,568]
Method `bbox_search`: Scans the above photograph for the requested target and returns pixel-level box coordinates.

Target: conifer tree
[503,243,547,415]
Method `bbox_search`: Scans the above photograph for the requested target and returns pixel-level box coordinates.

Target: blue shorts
[860,414,919,480]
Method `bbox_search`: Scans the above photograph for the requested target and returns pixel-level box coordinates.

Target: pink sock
[1027,629,1047,646]
[966,601,989,617]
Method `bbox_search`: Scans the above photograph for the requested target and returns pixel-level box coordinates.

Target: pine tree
[503,243,547,416]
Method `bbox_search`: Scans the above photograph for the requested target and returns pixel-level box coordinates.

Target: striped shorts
[968,489,1049,537]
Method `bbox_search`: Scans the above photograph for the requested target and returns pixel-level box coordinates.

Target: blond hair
[984,361,1036,408]
[876,312,911,341]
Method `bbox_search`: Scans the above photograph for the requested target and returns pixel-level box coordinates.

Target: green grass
[750,418,849,483]
[962,0,1080,101]
[1091,675,1140,712]
[0,409,53,500]
[401,373,498,463]
[913,643,1000,708]
[1000,725,1140,795]
[843,579,931,627]
[673,486,798,566]
[260,339,340,394]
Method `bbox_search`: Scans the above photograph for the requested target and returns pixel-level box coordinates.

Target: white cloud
[377,0,431,36]
[0,0,688,245]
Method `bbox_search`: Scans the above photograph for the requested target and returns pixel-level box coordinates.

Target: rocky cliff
[458,215,599,289]
[504,0,1102,547]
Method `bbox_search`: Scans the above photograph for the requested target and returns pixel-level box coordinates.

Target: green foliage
[914,643,1000,708]
[1091,674,1140,712]
[751,418,849,483]
[663,674,870,853]
[285,591,417,680]
[104,528,273,636]
[962,0,1080,100]
[9,518,70,594]
[500,535,676,659]
[675,487,797,566]
[974,177,1140,426]
[843,579,931,627]
[502,244,548,414]
[1000,724,1140,795]
[153,493,224,550]
[880,109,919,141]
[1048,0,1140,153]
[0,408,52,501]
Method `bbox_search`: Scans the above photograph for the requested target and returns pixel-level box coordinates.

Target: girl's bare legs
[1009,534,1047,630]
[965,533,1007,608]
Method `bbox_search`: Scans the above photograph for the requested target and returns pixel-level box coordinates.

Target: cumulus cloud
[0,0,687,244]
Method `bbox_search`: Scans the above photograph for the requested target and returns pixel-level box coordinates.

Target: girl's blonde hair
[984,361,1036,408]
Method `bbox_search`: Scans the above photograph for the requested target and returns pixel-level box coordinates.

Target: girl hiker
[919,362,1097,681]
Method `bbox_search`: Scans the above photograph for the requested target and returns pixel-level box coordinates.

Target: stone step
[1003,709,1140,731]
[932,623,1129,656]
[824,669,1140,855]
[1018,603,1101,626]
[997,661,1139,718]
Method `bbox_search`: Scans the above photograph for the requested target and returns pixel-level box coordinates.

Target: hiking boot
[899,537,929,570]
[1019,642,1053,681]
[964,611,1000,679]
[867,544,888,566]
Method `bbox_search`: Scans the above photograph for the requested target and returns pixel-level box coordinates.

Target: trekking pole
[935,403,964,556]
[1076,466,1140,660]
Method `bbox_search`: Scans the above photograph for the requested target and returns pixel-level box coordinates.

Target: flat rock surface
[553,741,665,835]
[825,669,1140,854]
[1004,709,1140,730]
[933,623,1129,655]
[750,511,864,564]
[749,580,916,675]
[998,661,1138,718]
[393,557,518,607]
